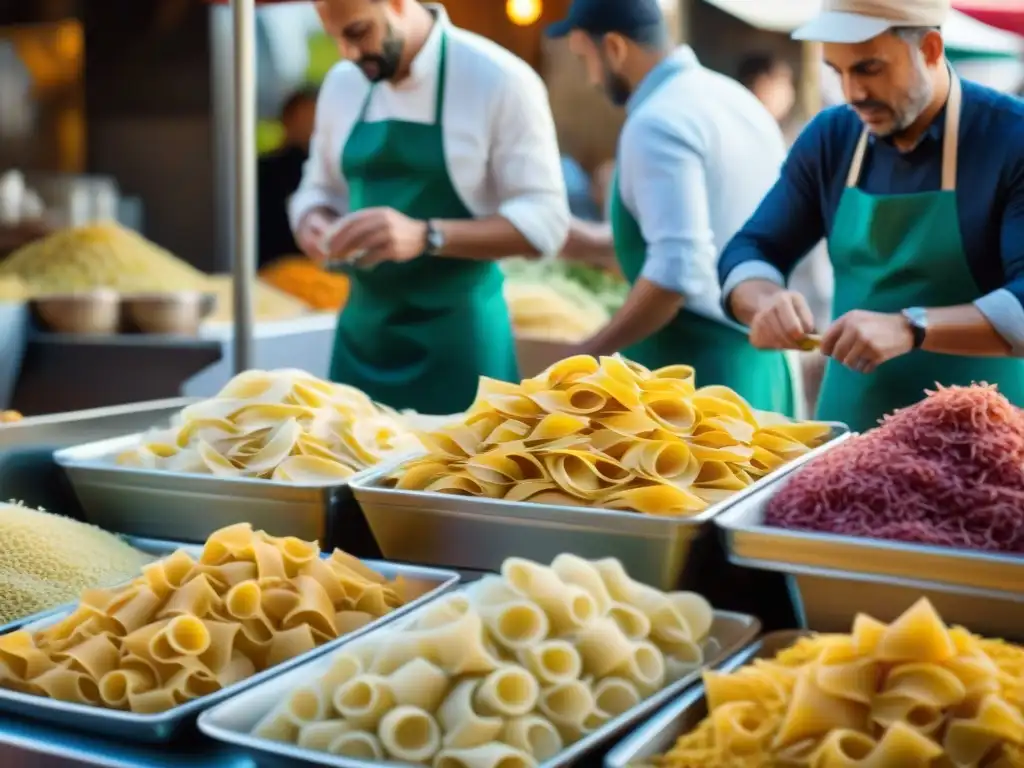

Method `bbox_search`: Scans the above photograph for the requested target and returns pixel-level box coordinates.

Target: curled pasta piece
[501,558,597,634]
[549,554,613,615]
[437,679,504,749]
[573,617,634,678]
[297,719,352,752]
[474,666,539,717]
[328,730,384,759]
[479,599,549,651]
[378,705,441,763]
[284,684,329,725]
[385,658,449,712]
[434,742,538,768]
[538,679,594,738]
[516,640,582,686]
[501,716,563,762]
[593,677,641,719]
[331,674,394,730]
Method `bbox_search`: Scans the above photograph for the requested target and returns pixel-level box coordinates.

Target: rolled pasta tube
[467,575,520,610]
[480,599,549,651]
[613,640,666,694]
[538,679,594,736]
[378,705,442,763]
[98,669,156,709]
[501,558,597,634]
[574,617,634,677]
[607,602,651,641]
[386,658,450,712]
[332,674,394,729]
[434,743,538,768]
[224,580,262,618]
[252,705,299,742]
[412,611,501,676]
[516,640,582,686]
[31,666,101,705]
[474,666,539,717]
[284,684,329,725]
[593,677,641,718]
[159,615,212,658]
[297,719,353,752]
[438,679,504,749]
[667,591,714,641]
[501,716,563,761]
[415,594,472,631]
[550,554,612,614]
[327,730,384,759]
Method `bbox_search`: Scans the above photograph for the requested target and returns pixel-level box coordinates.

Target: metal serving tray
[198,594,760,768]
[350,426,850,590]
[0,541,460,744]
[604,630,807,767]
[54,433,389,546]
[717,478,1024,640]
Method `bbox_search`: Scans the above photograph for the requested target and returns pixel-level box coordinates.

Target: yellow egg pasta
[655,598,1024,767]
[253,555,718,766]
[117,369,428,483]
[388,355,831,516]
[0,524,419,713]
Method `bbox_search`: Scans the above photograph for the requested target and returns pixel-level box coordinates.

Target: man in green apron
[720,0,1024,432]
[548,0,796,416]
[290,0,569,414]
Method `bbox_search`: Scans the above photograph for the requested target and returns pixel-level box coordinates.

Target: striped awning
[954,0,1024,37]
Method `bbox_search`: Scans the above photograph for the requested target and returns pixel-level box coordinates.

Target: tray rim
[603,629,810,768]
[0,549,461,739]
[196,601,762,768]
[350,425,851,529]
[54,432,405,491]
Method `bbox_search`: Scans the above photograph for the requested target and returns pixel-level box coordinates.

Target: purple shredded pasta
[765,385,1024,553]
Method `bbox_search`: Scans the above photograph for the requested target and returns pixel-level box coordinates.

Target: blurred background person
[737,52,797,137]
[258,86,318,269]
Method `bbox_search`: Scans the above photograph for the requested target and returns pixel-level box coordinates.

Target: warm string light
[506,0,542,26]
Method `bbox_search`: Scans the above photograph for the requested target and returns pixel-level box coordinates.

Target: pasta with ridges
[251,554,719,766]
[0,523,421,713]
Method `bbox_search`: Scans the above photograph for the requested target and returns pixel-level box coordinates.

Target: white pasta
[254,556,719,766]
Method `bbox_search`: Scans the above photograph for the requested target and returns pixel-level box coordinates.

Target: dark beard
[604,69,632,107]
[358,23,404,83]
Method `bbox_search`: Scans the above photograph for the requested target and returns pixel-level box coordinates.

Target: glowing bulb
[506,0,542,26]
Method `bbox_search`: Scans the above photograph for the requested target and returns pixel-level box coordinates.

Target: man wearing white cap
[719,0,1024,431]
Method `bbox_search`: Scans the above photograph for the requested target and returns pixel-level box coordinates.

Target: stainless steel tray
[351,426,850,589]
[604,630,807,767]
[0,542,460,744]
[54,433,387,544]
[717,478,1024,639]
[0,398,195,449]
[198,597,760,767]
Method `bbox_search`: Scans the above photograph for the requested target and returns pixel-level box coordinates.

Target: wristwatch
[425,220,445,256]
[901,307,928,349]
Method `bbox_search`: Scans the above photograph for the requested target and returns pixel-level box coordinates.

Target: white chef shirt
[617,46,787,323]
[289,5,569,257]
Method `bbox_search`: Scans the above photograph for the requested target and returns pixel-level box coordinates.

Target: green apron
[331,32,518,414]
[817,75,1024,432]
[608,61,794,416]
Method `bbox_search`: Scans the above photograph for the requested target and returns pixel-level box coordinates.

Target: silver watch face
[427,224,444,251]
[905,307,928,329]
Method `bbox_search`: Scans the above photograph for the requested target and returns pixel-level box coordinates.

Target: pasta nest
[659,598,1024,767]
[254,554,717,766]
[117,368,426,483]
[391,354,832,516]
[0,523,421,713]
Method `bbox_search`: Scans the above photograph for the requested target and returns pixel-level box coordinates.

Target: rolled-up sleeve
[974,160,1024,356]
[718,116,829,317]
[488,66,570,258]
[288,67,352,234]
[617,116,715,296]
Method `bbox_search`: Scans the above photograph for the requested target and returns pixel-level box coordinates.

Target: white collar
[399,4,449,89]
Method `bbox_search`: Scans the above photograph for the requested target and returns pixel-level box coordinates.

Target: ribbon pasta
[117,369,427,483]
[252,554,718,767]
[389,355,831,516]
[0,524,419,713]
[656,599,1024,767]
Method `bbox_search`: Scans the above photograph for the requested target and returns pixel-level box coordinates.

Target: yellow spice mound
[0,503,153,624]
[0,222,206,294]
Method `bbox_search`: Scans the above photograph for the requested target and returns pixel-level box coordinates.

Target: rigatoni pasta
[0,523,419,713]
[253,555,719,765]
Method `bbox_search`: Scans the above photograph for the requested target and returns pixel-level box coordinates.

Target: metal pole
[231,0,257,373]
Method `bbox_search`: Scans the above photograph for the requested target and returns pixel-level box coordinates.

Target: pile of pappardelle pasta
[0,523,422,713]
[390,355,831,515]
[656,598,1024,767]
[254,554,718,766]
[117,369,425,483]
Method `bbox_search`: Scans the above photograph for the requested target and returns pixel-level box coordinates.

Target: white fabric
[289,6,569,257]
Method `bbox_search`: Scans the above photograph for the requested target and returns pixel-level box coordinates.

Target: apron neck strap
[845,71,962,192]
[354,30,449,126]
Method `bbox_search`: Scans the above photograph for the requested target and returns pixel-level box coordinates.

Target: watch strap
[902,307,928,349]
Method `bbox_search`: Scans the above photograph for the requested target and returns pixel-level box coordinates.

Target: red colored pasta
[765,385,1024,553]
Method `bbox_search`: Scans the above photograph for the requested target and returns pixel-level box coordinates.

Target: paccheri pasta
[655,599,1024,767]
[253,554,718,767]
[0,502,153,625]
[0,523,420,713]
[117,368,425,483]
[389,355,831,515]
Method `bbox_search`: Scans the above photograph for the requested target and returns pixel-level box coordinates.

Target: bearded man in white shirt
[292,0,569,414]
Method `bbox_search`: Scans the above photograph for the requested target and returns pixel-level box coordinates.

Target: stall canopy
[954,0,1024,37]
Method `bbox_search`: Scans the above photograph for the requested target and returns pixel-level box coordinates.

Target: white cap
[793,0,951,43]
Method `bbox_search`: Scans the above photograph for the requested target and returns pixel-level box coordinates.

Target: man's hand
[561,218,617,272]
[820,310,914,374]
[748,290,816,350]
[323,207,428,268]
[295,209,338,265]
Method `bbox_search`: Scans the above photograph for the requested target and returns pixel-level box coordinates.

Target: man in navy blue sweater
[718,0,1024,431]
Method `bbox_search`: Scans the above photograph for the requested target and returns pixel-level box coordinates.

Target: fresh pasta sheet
[655,598,1024,767]
[0,523,419,714]
[389,355,831,516]
[117,369,426,484]
[253,554,719,767]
